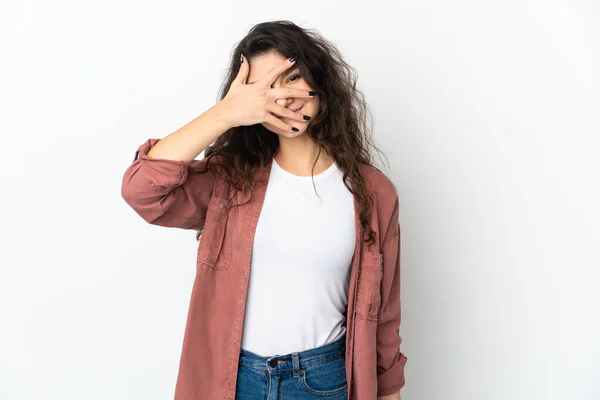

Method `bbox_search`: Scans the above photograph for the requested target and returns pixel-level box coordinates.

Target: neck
[274,134,333,177]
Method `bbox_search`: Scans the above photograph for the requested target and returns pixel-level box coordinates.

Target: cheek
[307,97,320,113]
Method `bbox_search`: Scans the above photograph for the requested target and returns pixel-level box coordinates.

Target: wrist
[210,100,236,130]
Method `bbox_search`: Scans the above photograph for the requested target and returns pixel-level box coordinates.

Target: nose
[275,96,293,108]
[270,80,294,108]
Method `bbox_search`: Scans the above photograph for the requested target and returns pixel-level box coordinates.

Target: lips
[273,107,303,120]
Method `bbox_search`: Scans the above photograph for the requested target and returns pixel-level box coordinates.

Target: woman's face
[246,51,320,137]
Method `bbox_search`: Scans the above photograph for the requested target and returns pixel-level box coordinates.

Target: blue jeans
[235,334,348,399]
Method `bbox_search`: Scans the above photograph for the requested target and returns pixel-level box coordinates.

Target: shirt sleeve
[376,196,408,396]
[121,138,217,230]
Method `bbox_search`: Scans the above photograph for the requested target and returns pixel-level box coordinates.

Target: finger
[260,57,296,88]
[269,87,318,100]
[265,112,299,133]
[266,103,310,123]
[233,54,249,85]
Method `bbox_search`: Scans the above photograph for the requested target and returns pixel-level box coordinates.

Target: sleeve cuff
[376,352,407,396]
[134,138,190,189]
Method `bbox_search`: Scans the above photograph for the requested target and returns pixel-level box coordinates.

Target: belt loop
[292,352,300,378]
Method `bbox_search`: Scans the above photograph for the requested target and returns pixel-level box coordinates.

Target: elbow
[120,172,141,210]
[120,169,164,225]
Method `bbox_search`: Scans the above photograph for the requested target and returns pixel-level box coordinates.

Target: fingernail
[308,91,317,96]
[291,127,299,132]
[289,57,296,63]
[240,53,244,63]
[303,115,311,120]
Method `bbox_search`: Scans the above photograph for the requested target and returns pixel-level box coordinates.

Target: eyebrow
[247,65,298,85]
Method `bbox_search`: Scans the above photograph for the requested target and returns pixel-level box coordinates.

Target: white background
[1,1,599,399]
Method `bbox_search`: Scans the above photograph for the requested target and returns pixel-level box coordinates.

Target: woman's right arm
[146,102,233,162]
[121,56,312,230]
[121,103,233,230]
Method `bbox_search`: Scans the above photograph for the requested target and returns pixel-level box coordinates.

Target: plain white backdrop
[1,1,598,399]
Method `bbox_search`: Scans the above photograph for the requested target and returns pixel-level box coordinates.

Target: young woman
[122,20,406,400]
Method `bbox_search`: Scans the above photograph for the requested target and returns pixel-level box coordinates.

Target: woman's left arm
[375,196,408,397]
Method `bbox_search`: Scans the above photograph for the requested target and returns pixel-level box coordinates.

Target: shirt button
[268,359,278,368]
[219,203,225,209]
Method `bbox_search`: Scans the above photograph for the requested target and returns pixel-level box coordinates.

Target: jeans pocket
[299,356,348,397]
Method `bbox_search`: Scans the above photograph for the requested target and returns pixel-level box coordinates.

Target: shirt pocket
[196,195,232,270]
[355,250,384,321]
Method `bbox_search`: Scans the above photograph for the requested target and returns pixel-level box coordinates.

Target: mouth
[273,107,304,121]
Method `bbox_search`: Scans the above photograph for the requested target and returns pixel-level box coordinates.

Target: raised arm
[121,54,314,230]
[121,103,232,230]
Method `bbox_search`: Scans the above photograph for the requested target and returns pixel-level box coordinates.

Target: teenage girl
[122,20,406,400]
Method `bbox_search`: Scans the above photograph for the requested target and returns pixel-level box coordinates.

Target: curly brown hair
[195,20,389,245]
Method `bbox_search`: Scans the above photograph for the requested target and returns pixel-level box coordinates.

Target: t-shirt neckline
[272,157,338,182]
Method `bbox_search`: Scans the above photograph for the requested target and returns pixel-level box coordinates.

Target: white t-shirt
[240,156,356,357]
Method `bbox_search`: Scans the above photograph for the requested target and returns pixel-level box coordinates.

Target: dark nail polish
[291,127,299,132]
[240,53,244,63]
[303,115,311,120]
[289,57,296,63]
[308,91,317,96]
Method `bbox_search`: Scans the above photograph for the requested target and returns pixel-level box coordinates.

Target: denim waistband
[238,334,346,372]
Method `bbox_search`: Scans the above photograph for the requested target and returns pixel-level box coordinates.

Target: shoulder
[189,153,227,176]
[359,163,401,244]
[359,163,399,207]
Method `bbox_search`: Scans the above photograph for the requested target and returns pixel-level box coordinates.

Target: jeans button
[268,359,277,368]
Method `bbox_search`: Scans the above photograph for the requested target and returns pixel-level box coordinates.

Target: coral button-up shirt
[121,138,407,399]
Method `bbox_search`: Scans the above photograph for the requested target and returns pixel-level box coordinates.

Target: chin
[262,122,308,137]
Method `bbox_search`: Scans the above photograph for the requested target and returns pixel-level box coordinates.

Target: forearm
[378,392,400,400]
[147,102,233,162]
